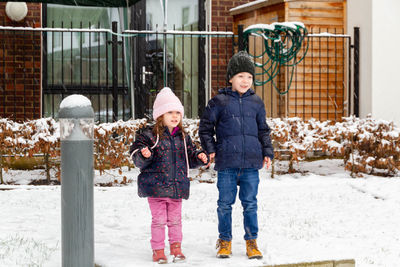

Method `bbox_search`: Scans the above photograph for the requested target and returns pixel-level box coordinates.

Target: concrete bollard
[59,95,94,267]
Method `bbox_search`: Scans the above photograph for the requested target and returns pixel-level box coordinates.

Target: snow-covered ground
[1,159,400,267]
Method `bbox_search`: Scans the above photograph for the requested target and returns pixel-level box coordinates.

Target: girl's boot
[170,242,186,262]
[153,249,168,264]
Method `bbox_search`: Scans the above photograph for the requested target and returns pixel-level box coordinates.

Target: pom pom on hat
[226,51,255,82]
[152,87,184,120]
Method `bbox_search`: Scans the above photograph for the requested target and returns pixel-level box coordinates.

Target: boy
[199,51,274,259]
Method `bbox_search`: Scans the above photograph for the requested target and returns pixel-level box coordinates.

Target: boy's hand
[205,153,215,168]
[263,157,272,170]
[198,153,208,164]
[141,147,151,158]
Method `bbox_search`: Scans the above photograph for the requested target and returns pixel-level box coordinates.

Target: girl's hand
[141,147,151,158]
[263,156,272,170]
[205,153,215,168]
[198,152,208,164]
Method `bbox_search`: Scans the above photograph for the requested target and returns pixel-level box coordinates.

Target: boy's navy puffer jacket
[199,87,274,171]
[130,126,205,200]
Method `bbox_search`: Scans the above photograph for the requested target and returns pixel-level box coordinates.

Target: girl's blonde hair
[152,114,185,138]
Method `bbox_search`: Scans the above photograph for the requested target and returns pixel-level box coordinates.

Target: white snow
[308,32,351,38]
[244,22,306,33]
[230,0,268,13]
[59,94,92,109]
[1,160,400,267]
[124,29,234,35]
[271,22,305,30]
[245,23,275,32]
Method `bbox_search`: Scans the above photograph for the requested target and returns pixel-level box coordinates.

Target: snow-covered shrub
[94,119,147,175]
[339,116,400,176]
[1,116,399,181]
[267,117,344,173]
[0,118,59,183]
[0,118,16,183]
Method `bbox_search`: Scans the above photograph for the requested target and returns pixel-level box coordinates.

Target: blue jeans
[217,168,259,241]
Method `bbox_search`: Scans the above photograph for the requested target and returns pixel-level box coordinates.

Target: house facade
[1,0,398,126]
[1,0,253,122]
[347,0,400,126]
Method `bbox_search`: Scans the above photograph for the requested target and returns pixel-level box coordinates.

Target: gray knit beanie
[226,51,255,82]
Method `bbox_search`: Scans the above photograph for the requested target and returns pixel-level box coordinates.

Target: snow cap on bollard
[58,94,94,119]
[59,95,94,141]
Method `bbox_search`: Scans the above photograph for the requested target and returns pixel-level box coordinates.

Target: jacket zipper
[239,97,245,167]
[170,134,178,198]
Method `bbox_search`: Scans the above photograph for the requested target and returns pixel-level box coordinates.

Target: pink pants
[148,197,183,250]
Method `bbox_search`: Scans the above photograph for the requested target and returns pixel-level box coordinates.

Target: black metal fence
[0,22,359,122]
[0,23,131,122]
[127,25,236,119]
[43,22,130,123]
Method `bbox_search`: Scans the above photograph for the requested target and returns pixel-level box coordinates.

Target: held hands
[141,147,151,158]
[197,152,208,164]
[201,153,270,169]
[263,157,272,170]
[141,148,209,164]
[205,153,215,168]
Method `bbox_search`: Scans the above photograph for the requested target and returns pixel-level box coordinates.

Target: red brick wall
[211,0,252,96]
[0,3,41,121]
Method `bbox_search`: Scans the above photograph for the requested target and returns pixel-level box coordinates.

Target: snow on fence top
[244,22,306,32]
[308,32,351,38]
[230,0,267,12]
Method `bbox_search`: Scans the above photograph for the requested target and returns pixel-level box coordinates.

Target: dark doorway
[130,0,205,119]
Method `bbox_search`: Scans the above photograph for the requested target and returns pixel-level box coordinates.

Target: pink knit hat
[152,87,184,120]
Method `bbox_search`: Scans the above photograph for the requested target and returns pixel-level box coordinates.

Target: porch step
[263,259,355,267]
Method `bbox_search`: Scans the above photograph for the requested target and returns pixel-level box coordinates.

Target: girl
[130,87,208,264]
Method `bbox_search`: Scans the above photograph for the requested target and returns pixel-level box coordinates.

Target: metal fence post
[353,27,360,117]
[112,21,119,122]
[59,94,94,267]
[238,24,246,52]
[198,0,206,115]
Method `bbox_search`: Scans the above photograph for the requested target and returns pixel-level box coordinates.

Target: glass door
[131,0,203,119]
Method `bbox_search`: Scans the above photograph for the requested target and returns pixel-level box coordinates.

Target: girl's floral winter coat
[130,126,206,200]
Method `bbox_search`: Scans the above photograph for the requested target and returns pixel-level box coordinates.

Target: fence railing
[0,23,357,122]
[43,22,131,123]
[125,25,236,119]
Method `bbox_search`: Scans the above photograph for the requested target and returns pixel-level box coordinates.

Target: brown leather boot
[170,242,186,262]
[246,239,263,259]
[152,249,168,264]
[216,239,232,258]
